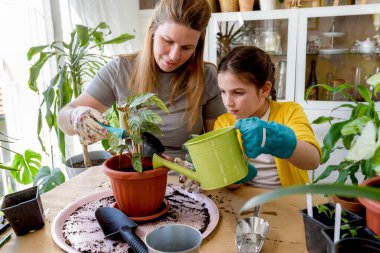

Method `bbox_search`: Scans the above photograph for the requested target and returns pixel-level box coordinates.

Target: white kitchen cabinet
[207,4,380,107]
[207,9,299,101]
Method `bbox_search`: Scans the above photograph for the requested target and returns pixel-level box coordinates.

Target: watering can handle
[152,154,198,181]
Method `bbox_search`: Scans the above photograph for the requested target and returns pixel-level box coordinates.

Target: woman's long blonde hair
[128,0,211,129]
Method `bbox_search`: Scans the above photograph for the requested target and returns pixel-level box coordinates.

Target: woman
[215,46,321,188]
[57,0,225,157]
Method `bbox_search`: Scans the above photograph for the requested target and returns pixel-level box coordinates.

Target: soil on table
[62,184,212,253]
[71,159,107,168]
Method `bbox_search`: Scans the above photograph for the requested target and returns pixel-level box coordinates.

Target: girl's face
[153,22,201,72]
[218,71,271,119]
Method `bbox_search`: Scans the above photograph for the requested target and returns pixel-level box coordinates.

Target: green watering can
[153,126,248,190]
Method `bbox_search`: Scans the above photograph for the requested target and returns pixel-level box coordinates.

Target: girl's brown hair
[217,46,277,101]
[128,0,211,129]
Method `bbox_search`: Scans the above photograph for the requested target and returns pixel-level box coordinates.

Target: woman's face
[218,72,270,119]
[153,22,201,72]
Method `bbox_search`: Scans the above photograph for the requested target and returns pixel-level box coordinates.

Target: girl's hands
[70,106,109,145]
[234,117,297,159]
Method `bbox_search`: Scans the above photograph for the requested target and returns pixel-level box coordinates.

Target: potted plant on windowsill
[27,22,134,174]
[102,93,170,218]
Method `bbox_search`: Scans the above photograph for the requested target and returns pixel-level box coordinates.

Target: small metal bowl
[236,217,269,253]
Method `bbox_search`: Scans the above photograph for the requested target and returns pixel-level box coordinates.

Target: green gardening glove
[234,117,297,159]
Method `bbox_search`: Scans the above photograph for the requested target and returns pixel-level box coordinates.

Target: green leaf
[132,154,143,172]
[76,24,90,47]
[322,120,350,153]
[128,116,142,133]
[27,45,49,60]
[33,166,65,193]
[10,149,42,185]
[313,161,351,183]
[142,122,163,135]
[128,93,156,108]
[240,184,380,213]
[108,133,120,151]
[341,116,370,136]
[360,159,374,179]
[141,110,163,125]
[374,83,380,97]
[335,169,350,184]
[150,96,169,113]
[320,146,331,164]
[372,147,380,176]
[357,85,372,103]
[365,73,380,86]
[28,52,52,93]
[101,34,135,45]
[312,116,335,125]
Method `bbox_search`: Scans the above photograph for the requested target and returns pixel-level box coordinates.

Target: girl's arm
[287,140,320,170]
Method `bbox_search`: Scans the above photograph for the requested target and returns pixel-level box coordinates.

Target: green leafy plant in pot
[237,74,380,248]
[103,93,170,218]
[304,73,380,214]
[27,22,134,168]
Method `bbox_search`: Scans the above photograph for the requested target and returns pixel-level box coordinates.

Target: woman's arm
[57,92,109,136]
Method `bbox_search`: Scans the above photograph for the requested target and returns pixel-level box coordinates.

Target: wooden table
[1,165,326,253]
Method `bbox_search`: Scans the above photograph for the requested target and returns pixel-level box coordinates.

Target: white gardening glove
[174,157,203,193]
[70,106,109,145]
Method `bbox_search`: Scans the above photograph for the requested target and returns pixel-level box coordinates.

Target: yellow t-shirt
[214,100,322,186]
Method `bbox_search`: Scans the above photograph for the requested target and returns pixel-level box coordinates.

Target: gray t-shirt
[86,56,226,157]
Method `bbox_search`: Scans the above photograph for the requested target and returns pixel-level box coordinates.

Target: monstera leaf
[10,149,41,184]
[33,166,65,194]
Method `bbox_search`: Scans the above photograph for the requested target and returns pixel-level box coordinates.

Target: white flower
[345,120,380,161]
[366,73,380,86]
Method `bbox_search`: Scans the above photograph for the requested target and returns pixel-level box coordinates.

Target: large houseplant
[103,93,170,217]
[27,22,134,168]
[0,133,65,195]
[304,73,380,214]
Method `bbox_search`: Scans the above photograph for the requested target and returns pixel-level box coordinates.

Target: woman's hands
[234,117,297,159]
[70,106,110,145]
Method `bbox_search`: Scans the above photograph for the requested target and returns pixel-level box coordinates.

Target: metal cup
[145,224,202,253]
[236,217,269,253]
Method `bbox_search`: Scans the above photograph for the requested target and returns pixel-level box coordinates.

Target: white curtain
[60,0,142,55]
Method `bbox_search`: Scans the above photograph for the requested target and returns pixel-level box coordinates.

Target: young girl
[215,46,321,188]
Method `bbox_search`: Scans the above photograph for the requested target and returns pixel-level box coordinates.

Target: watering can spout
[152,127,248,190]
[152,154,198,181]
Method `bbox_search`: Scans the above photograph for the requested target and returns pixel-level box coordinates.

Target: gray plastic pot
[0,186,44,236]
[65,150,112,178]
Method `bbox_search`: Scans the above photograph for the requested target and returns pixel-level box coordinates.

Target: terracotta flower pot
[103,154,169,217]
[332,195,365,216]
[358,176,380,235]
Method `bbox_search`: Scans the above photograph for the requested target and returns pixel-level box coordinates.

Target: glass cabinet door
[207,10,298,101]
[296,4,380,110]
